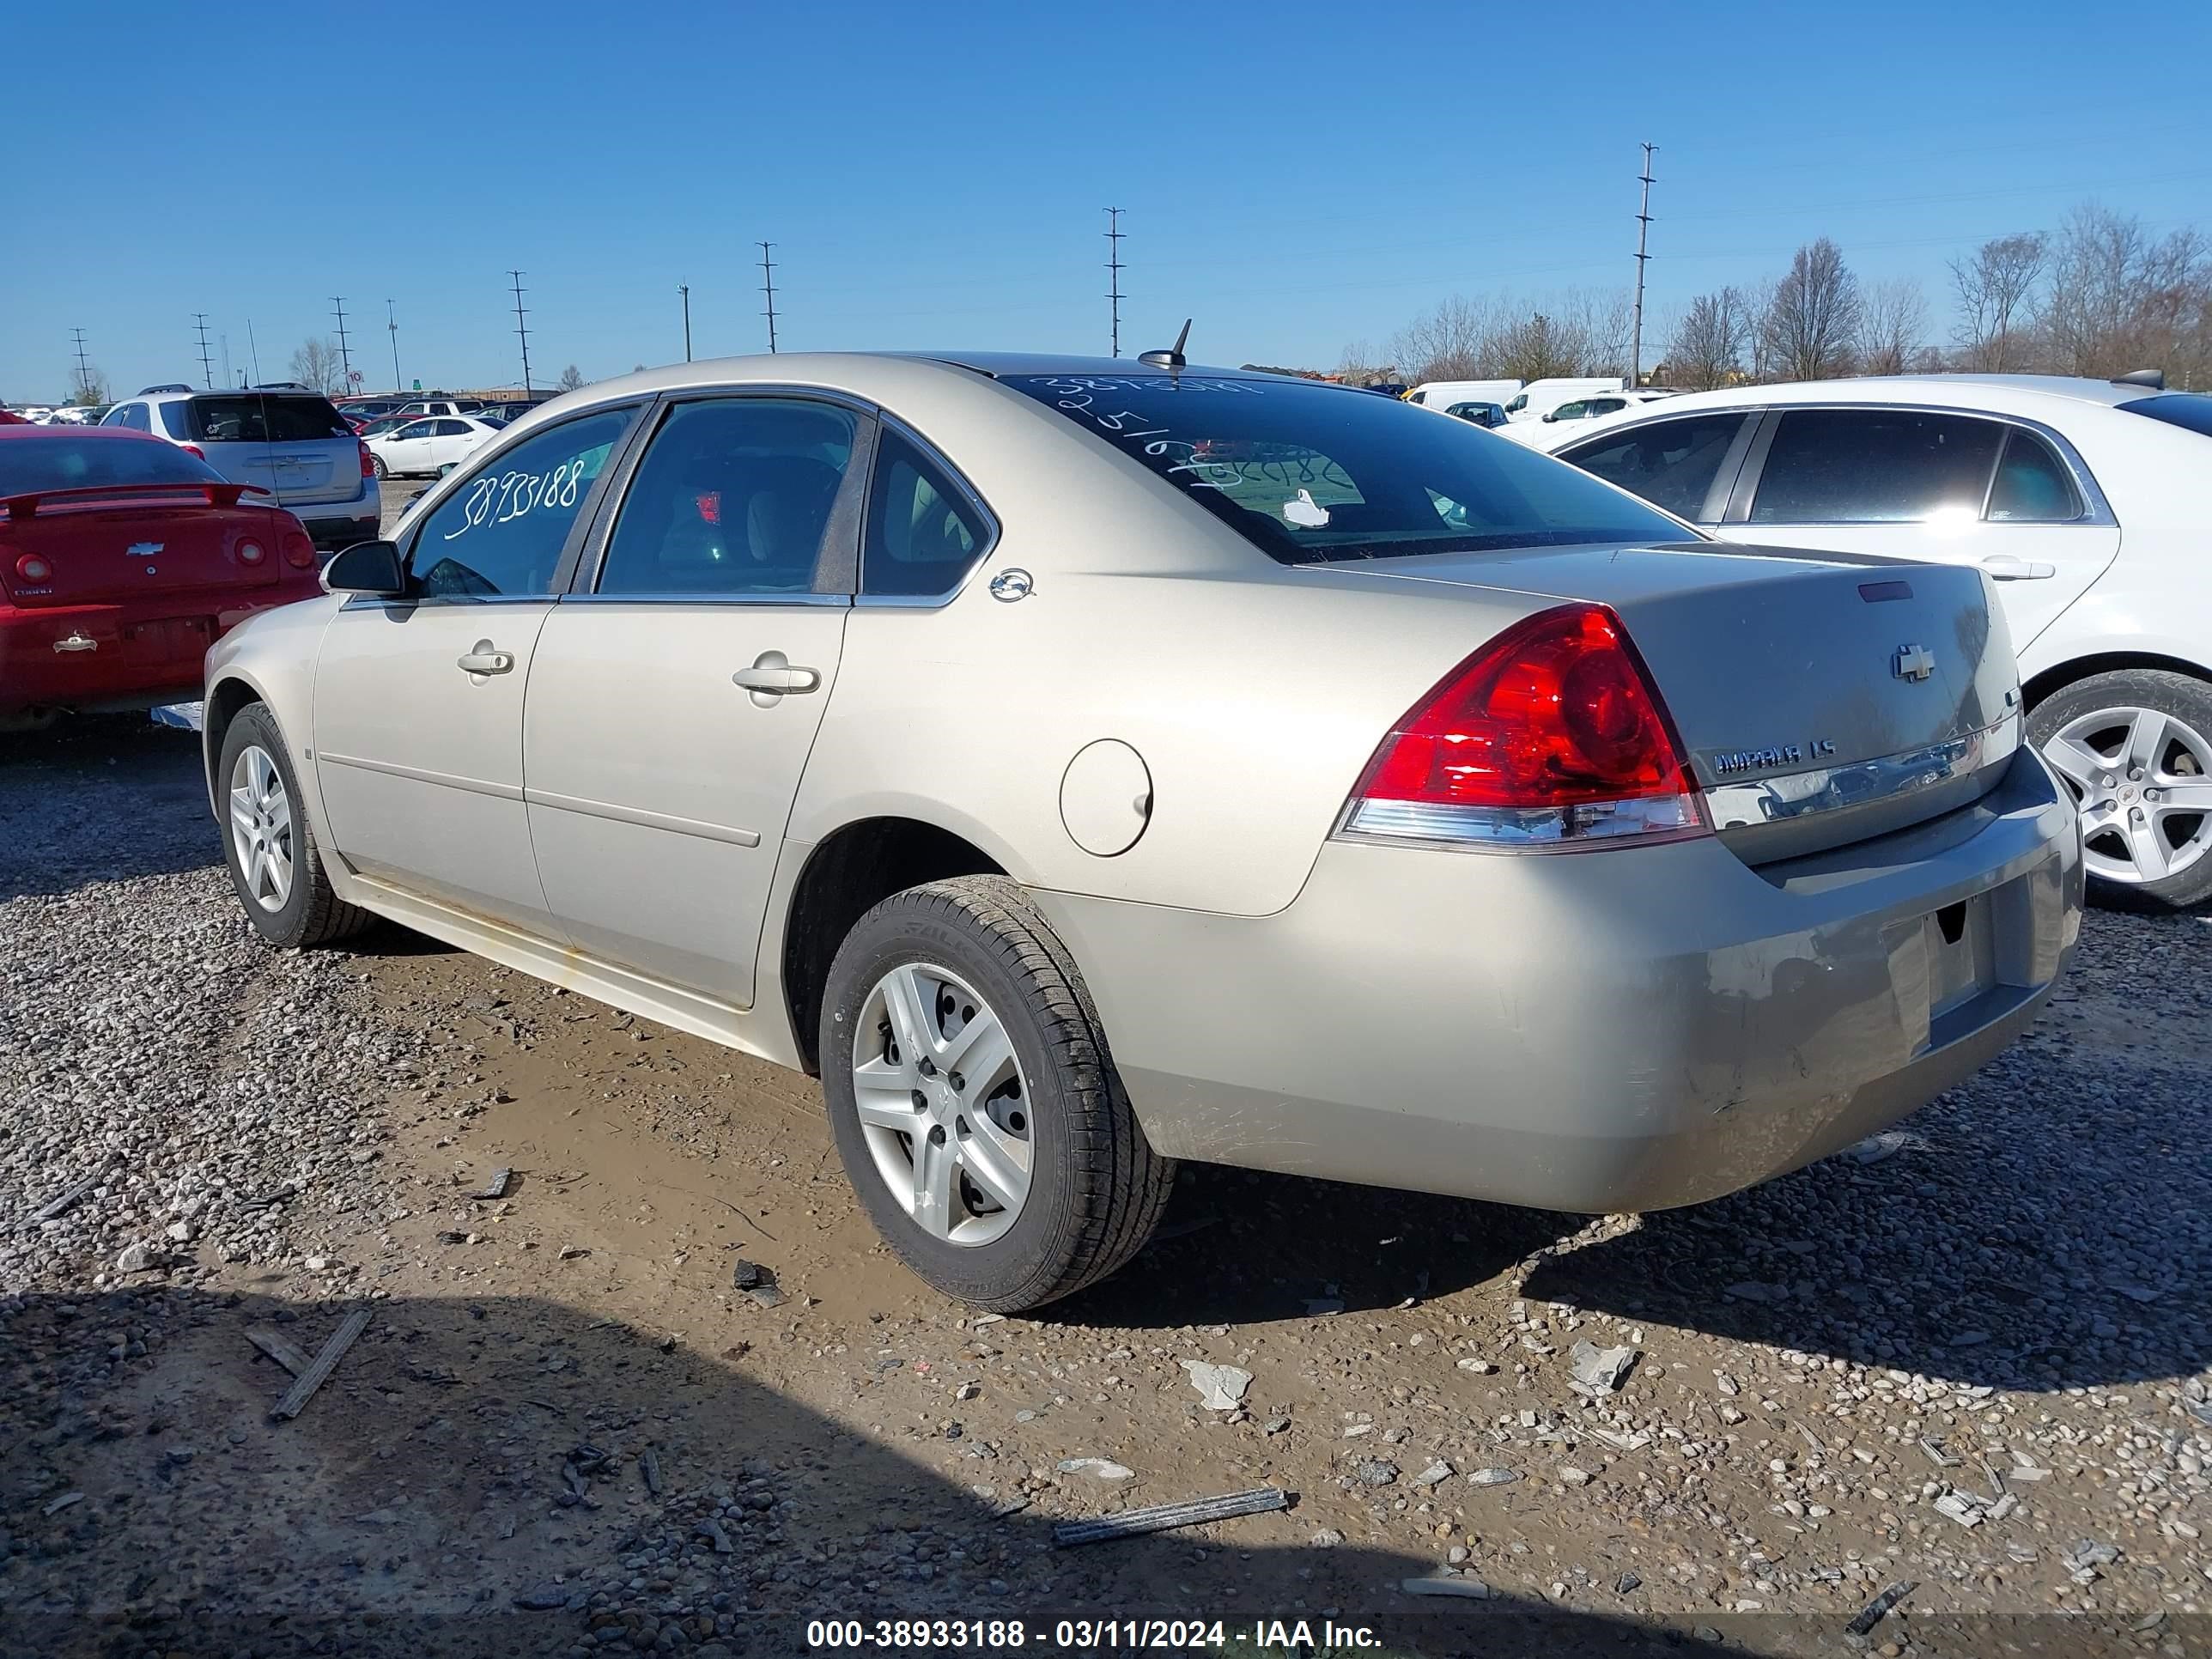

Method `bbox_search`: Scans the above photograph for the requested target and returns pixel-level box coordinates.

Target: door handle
[1981,555,2056,581]
[456,641,515,676]
[732,651,822,700]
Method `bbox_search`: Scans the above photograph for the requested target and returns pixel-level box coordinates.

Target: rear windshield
[0,434,226,497]
[185,393,352,443]
[2119,393,2212,438]
[1003,374,1685,562]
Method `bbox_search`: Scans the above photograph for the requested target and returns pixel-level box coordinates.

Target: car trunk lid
[0,488,291,606]
[1324,540,2021,862]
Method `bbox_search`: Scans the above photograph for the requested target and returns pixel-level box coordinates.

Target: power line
[679,283,692,362]
[1104,207,1125,356]
[193,314,216,389]
[509,270,533,392]
[331,296,353,388]
[758,243,779,354]
[1631,143,1656,386]
[386,300,401,393]
[69,329,92,400]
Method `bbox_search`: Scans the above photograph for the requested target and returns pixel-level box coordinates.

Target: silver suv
[101,385,380,550]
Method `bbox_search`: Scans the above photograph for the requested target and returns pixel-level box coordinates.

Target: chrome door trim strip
[523,787,763,848]
[318,750,525,802]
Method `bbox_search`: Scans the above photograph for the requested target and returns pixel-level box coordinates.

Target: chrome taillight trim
[1335,793,1709,854]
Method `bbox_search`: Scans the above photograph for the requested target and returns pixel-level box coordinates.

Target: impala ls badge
[127,541,164,556]
[1893,642,1936,682]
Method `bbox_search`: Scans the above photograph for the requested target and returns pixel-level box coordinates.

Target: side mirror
[322,539,408,599]
[437,461,459,477]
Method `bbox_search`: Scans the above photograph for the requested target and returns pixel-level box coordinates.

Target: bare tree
[1857,277,1929,376]
[2041,203,2212,384]
[1949,232,2046,371]
[1743,276,1781,381]
[1761,239,1862,380]
[1667,288,1752,390]
[556,364,586,392]
[1488,312,1586,382]
[288,338,348,395]
[1389,295,1504,381]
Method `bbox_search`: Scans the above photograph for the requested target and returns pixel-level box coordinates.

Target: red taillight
[15,553,52,584]
[180,443,206,459]
[237,539,266,566]
[283,529,317,568]
[359,440,375,478]
[1342,603,1706,849]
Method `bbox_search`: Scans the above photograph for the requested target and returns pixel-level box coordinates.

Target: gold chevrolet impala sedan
[204,351,2081,1310]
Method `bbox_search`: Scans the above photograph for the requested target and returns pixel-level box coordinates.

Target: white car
[1492,387,1674,445]
[1534,373,2212,908]
[364,414,506,480]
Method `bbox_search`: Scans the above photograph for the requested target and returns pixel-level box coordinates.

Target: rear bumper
[1030,747,2081,1214]
[283,473,380,547]
[0,592,310,714]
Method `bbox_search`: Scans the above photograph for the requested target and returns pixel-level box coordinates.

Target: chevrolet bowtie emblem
[1893,643,1936,682]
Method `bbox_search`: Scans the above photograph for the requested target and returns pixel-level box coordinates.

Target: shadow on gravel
[1063,1165,1569,1328]
[0,1285,1767,1659]
[0,720,213,900]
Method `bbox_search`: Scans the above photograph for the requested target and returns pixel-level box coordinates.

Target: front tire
[2029,668,2212,910]
[820,876,1173,1310]
[217,702,374,947]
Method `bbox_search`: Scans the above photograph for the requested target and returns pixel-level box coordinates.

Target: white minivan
[1504,377,1626,422]
[1405,379,1522,411]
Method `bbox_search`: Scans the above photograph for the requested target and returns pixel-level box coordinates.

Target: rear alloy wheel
[821,876,1173,1310]
[2031,668,2212,909]
[369,453,387,480]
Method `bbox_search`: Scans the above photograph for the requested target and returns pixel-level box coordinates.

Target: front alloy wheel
[2030,667,2212,909]
[228,743,295,912]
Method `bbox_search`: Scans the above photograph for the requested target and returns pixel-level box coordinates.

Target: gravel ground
[2,720,2207,1658]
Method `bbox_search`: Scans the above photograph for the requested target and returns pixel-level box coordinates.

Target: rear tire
[2028,667,2212,911]
[820,875,1173,1310]
[217,702,375,947]
[369,453,387,480]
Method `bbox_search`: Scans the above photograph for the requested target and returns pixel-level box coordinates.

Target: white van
[1405,379,1522,411]
[1503,378,1626,422]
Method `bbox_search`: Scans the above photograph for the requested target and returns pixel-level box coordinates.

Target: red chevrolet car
[1,425,324,720]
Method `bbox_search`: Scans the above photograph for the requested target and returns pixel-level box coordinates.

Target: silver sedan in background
[202,352,2081,1310]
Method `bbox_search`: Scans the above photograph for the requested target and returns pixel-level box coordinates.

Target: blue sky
[7,0,2209,398]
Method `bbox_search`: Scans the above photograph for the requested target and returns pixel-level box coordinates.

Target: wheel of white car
[369,453,387,480]
[2029,668,2212,911]
[820,875,1174,1310]
[217,702,375,948]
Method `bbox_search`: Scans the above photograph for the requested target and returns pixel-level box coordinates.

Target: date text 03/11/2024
[803,1618,1389,1650]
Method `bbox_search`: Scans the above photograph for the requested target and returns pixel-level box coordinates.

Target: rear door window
[1750,410,2004,524]
[409,406,637,598]
[434,419,471,437]
[1985,428,2085,522]
[594,398,857,596]
[1560,413,1748,521]
[186,394,352,443]
[861,428,991,598]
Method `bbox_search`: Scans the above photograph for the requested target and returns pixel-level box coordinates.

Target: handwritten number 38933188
[443,455,591,541]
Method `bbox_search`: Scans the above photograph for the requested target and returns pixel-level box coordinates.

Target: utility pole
[70,328,92,401]
[679,283,692,362]
[1103,207,1125,357]
[1630,142,1657,388]
[194,314,216,388]
[386,299,401,392]
[508,270,533,392]
[331,296,353,388]
[758,243,779,353]
[221,332,232,388]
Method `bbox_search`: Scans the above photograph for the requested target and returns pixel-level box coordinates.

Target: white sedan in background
[1533,373,2212,908]
[365,414,505,480]
[1492,387,1674,444]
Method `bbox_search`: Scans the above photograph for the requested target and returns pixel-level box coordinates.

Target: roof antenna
[1139,319,1191,372]
[2112,368,2165,390]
